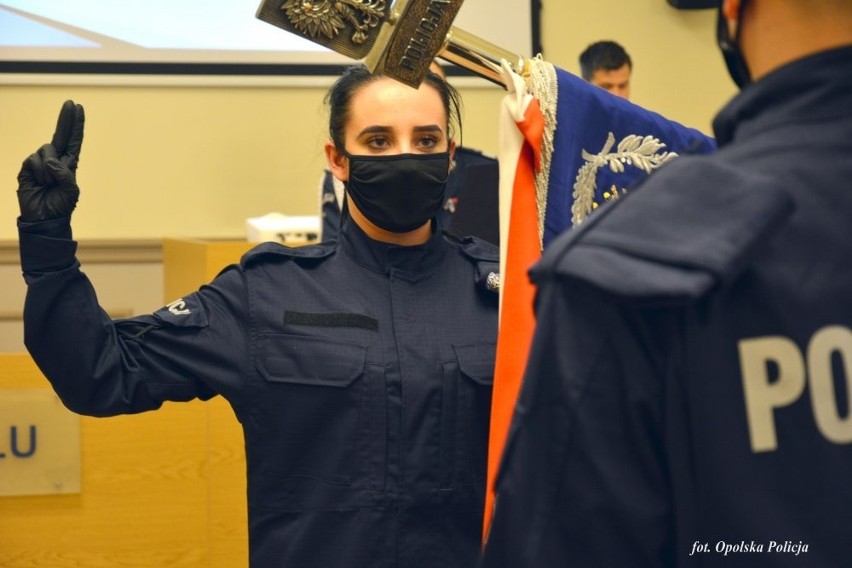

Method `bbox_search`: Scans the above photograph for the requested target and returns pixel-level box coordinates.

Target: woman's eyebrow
[356,124,444,138]
[357,125,392,137]
[413,125,444,134]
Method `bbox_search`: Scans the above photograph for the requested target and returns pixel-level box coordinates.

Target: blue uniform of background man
[482,0,852,566]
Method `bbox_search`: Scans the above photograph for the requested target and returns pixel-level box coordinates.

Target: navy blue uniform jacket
[19,217,499,567]
[482,47,852,567]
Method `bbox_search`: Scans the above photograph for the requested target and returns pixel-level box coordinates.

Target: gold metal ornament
[281,0,386,45]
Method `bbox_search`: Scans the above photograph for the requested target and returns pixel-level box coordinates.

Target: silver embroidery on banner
[571,132,678,225]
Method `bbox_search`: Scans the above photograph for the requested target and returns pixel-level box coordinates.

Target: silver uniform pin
[486,272,500,292]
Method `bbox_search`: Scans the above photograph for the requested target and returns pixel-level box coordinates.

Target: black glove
[17,100,85,222]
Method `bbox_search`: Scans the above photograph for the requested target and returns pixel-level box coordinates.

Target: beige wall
[0,0,735,242]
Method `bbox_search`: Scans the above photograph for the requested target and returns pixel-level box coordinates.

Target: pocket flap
[257,334,367,387]
[453,342,496,386]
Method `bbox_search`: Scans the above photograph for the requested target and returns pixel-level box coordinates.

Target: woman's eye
[366,136,390,149]
[417,136,439,150]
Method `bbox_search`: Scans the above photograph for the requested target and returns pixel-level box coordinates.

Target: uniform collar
[339,217,446,276]
[713,45,852,146]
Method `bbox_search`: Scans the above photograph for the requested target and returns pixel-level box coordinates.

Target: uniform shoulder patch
[533,156,796,304]
[153,294,209,328]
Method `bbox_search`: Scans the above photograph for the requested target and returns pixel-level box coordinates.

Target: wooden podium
[162,238,257,301]
[0,351,247,567]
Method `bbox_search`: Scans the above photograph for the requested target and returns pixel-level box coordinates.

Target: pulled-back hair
[324,64,463,151]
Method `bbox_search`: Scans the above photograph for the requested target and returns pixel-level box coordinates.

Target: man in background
[482,0,852,565]
[579,40,632,99]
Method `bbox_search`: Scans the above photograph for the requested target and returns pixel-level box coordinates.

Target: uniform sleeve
[19,218,250,417]
[482,277,676,567]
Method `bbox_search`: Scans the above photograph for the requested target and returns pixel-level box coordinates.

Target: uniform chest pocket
[257,334,366,387]
[253,334,383,493]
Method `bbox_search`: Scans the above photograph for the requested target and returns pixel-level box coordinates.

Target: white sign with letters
[0,389,81,496]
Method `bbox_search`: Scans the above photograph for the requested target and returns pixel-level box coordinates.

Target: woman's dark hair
[324,64,463,151]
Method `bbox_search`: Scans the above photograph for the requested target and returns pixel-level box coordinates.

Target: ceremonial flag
[485,58,716,538]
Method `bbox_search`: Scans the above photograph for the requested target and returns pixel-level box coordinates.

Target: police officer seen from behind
[16,65,499,567]
[482,0,852,566]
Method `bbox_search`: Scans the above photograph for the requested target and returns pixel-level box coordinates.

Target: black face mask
[717,0,752,89]
[343,150,450,233]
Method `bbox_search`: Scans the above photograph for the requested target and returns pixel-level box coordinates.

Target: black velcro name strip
[283,311,379,331]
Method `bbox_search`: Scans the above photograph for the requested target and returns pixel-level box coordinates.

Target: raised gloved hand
[17,100,85,222]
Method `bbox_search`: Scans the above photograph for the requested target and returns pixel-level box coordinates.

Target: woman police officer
[16,65,499,567]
